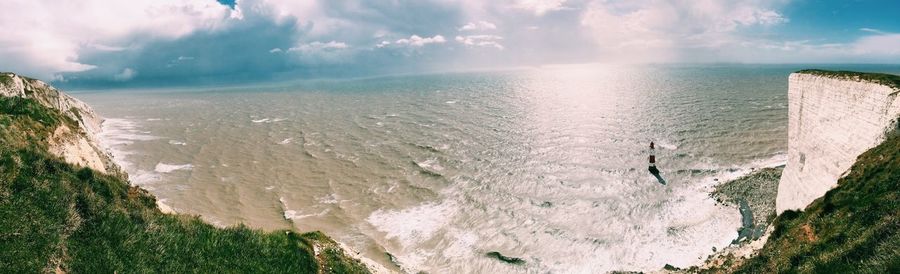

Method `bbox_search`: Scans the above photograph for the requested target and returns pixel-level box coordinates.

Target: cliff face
[736,125,900,273]
[0,72,119,175]
[776,71,900,213]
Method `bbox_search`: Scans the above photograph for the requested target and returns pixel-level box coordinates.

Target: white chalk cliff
[0,72,120,175]
[776,72,900,213]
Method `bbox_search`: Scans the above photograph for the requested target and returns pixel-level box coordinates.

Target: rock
[711,167,782,242]
[485,251,525,265]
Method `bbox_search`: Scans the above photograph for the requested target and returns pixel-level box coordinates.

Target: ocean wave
[366,200,458,249]
[280,197,329,220]
[98,118,160,178]
[154,163,194,173]
[252,117,288,123]
[100,118,159,146]
[129,170,162,185]
[283,209,329,220]
[414,159,444,177]
[657,140,678,150]
[413,143,447,153]
[701,153,788,187]
[278,138,293,145]
[317,193,339,204]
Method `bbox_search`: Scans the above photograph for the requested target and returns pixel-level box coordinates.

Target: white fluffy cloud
[0,0,236,79]
[286,41,354,64]
[580,0,789,62]
[514,0,569,16]
[455,35,504,50]
[395,35,447,47]
[288,41,350,53]
[459,21,497,31]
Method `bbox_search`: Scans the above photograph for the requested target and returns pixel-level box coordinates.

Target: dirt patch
[800,224,817,242]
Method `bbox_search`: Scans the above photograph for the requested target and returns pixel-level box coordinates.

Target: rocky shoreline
[712,166,782,243]
[653,166,783,273]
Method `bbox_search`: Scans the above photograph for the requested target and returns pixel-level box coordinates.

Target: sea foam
[154,163,194,173]
[366,200,458,248]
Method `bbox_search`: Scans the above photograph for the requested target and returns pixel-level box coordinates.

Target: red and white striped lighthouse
[649,141,656,167]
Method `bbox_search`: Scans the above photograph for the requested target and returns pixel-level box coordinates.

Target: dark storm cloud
[55,0,470,89]
[58,16,298,88]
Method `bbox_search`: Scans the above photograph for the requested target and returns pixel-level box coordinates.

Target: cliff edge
[0,72,119,176]
[776,70,900,213]
[735,126,900,273]
[0,73,373,273]
[667,70,900,274]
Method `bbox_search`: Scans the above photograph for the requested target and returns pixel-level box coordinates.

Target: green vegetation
[0,73,13,86]
[735,134,900,273]
[797,69,900,91]
[0,96,370,273]
[0,96,72,151]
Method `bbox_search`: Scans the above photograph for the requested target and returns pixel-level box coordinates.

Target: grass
[797,69,900,91]
[0,96,370,273]
[0,96,69,152]
[735,134,900,273]
[0,73,13,86]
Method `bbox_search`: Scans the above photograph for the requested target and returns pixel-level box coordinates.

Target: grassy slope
[0,97,369,273]
[797,69,900,92]
[735,134,900,273]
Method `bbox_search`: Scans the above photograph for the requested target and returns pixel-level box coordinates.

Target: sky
[1,0,899,88]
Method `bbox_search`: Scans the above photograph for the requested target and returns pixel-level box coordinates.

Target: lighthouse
[648,141,660,175]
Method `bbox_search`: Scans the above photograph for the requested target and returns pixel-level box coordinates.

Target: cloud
[113,68,137,81]
[515,0,569,16]
[2,0,897,88]
[580,0,789,62]
[459,21,497,31]
[850,34,900,56]
[715,32,900,64]
[88,43,128,52]
[455,35,504,49]
[53,5,303,88]
[0,0,238,79]
[395,35,447,47]
[285,41,356,65]
[288,41,350,53]
[287,41,354,65]
[860,28,887,34]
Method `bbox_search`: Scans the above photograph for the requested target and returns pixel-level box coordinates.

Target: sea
[73,64,900,273]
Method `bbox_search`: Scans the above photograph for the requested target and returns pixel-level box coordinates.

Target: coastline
[0,73,377,273]
[96,118,180,215]
[658,166,784,273]
[95,113,397,273]
[712,166,782,243]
